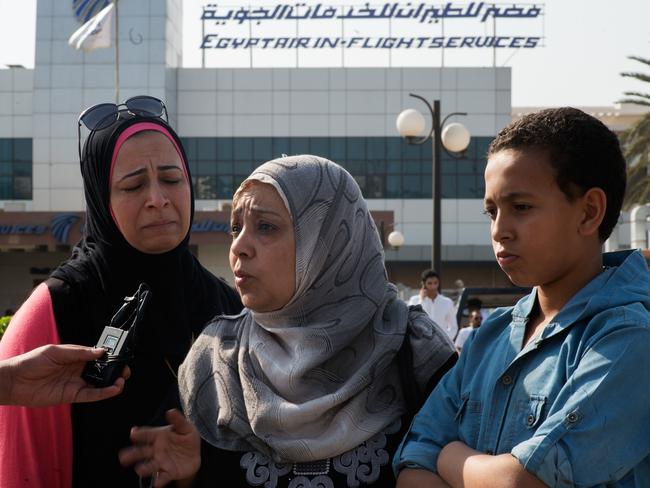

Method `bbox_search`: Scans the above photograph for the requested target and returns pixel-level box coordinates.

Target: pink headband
[108,122,189,226]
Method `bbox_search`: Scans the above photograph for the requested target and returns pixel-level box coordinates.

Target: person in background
[408,269,458,340]
[0,344,128,407]
[393,107,650,487]
[0,97,242,487]
[454,309,482,354]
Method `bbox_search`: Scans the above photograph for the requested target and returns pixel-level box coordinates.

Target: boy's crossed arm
[395,421,547,488]
[437,441,546,488]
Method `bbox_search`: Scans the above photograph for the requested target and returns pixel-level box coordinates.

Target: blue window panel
[366,159,385,175]
[353,175,366,193]
[198,161,217,176]
[0,141,11,162]
[441,174,457,198]
[386,138,402,159]
[386,175,402,198]
[386,159,402,175]
[0,139,32,199]
[422,176,432,197]
[0,176,11,196]
[403,159,421,175]
[440,158,456,175]
[290,138,309,155]
[366,138,385,159]
[402,141,422,159]
[272,137,290,157]
[329,139,345,160]
[216,160,233,174]
[345,160,366,175]
[475,175,486,198]
[233,138,253,160]
[14,139,31,162]
[217,175,234,199]
[197,138,217,160]
[402,175,423,198]
[0,162,11,176]
[253,137,272,160]
[234,160,254,176]
[216,138,233,159]
[365,174,385,198]
[13,162,31,177]
[476,157,488,172]
[476,137,491,161]
[347,138,365,159]
[457,174,477,198]
[420,160,432,174]
[185,136,494,200]
[309,137,330,157]
[456,159,476,174]
[182,138,197,161]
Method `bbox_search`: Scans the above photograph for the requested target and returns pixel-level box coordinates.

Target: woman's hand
[119,409,201,487]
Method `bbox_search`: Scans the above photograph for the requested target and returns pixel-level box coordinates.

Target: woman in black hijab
[0,102,242,487]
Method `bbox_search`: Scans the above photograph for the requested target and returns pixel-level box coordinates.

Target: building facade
[1,0,519,311]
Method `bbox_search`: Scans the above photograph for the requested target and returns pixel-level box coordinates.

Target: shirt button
[527,414,535,426]
[567,412,579,423]
[501,374,512,385]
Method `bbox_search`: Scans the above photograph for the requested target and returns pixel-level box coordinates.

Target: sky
[1,0,649,107]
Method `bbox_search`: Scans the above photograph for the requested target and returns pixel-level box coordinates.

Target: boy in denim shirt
[393,107,650,487]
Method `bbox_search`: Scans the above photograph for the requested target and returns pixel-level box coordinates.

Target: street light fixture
[396,93,470,273]
[387,230,405,248]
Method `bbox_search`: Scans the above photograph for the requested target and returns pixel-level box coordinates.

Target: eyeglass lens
[79,103,120,131]
[125,96,164,118]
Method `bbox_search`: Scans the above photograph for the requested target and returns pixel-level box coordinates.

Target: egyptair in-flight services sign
[194,1,545,67]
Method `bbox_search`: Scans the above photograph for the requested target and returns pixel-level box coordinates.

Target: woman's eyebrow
[158,165,183,172]
[117,165,183,182]
[117,167,146,182]
[232,205,282,217]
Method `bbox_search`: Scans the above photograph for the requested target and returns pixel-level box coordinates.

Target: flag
[68,2,114,52]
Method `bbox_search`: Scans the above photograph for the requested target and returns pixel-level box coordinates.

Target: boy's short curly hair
[488,107,626,241]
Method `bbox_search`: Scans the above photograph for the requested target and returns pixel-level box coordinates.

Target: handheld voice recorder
[82,283,151,388]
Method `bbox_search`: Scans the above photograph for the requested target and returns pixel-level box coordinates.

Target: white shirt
[408,293,458,340]
[454,326,477,351]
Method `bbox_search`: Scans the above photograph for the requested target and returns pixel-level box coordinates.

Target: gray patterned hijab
[179,155,453,462]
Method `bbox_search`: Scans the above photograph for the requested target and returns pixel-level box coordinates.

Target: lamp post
[396,94,470,273]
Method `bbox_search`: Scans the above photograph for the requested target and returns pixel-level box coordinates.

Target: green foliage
[619,56,650,209]
[0,316,11,340]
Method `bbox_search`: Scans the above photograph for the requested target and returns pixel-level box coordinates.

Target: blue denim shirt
[393,250,650,487]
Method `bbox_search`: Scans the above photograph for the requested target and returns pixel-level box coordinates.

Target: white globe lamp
[396,109,426,137]
[441,122,471,153]
[387,230,405,249]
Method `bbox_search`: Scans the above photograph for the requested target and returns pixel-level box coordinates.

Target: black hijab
[48,114,242,487]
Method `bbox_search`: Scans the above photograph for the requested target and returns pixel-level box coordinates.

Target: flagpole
[114,0,120,102]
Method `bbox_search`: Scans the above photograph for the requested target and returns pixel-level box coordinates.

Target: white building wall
[3,3,512,263]
[177,67,510,258]
[29,0,181,211]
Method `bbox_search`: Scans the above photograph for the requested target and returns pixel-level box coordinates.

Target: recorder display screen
[103,335,119,351]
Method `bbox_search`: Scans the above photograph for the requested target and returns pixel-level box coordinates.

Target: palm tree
[620,56,650,208]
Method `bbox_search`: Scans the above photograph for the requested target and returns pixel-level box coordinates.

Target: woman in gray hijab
[120,155,456,488]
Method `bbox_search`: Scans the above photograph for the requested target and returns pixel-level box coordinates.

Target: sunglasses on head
[77,95,168,158]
